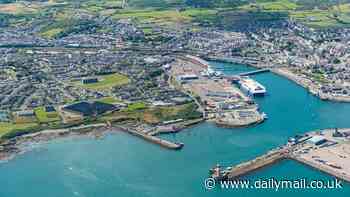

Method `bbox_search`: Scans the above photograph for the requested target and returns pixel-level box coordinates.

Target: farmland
[0,122,38,137]
[1,0,349,31]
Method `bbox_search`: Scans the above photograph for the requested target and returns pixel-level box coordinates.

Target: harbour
[169,56,266,128]
[210,128,350,183]
[1,61,350,197]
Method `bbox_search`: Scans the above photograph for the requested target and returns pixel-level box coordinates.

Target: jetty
[210,129,350,183]
[113,125,184,150]
[239,69,270,76]
[215,149,287,180]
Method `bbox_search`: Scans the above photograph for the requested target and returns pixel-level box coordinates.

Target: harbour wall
[112,125,184,150]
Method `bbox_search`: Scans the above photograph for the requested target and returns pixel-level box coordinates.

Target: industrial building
[307,135,327,145]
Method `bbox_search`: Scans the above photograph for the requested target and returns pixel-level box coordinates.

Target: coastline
[0,123,110,162]
[271,68,350,103]
[211,128,350,183]
[2,56,349,164]
[0,117,203,162]
[207,56,350,103]
[0,56,264,163]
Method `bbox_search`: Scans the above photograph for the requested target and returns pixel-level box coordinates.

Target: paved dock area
[290,129,350,182]
[215,109,265,128]
[169,58,264,127]
[210,128,350,182]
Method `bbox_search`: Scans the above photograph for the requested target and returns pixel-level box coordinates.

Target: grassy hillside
[0,0,350,31]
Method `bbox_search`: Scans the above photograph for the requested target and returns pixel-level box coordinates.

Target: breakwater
[212,149,287,180]
[211,129,350,183]
[212,148,350,182]
[112,125,184,150]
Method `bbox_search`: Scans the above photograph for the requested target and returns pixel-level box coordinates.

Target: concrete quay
[210,128,350,183]
[211,149,287,180]
[112,125,184,150]
[290,155,350,182]
[169,56,265,128]
[148,118,205,136]
[215,108,266,128]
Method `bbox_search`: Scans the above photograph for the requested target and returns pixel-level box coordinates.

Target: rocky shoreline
[0,123,110,162]
[0,118,204,162]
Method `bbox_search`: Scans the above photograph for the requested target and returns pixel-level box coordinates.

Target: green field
[39,28,64,39]
[143,102,201,123]
[240,0,299,11]
[236,1,350,28]
[96,97,122,104]
[34,107,60,123]
[120,0,350,29]
[124,102,147,112]
[77,74,129,90]
[0,122,38,137]
[112,9,190,25]
[289,4,350,28]
[101,102,200,124]
[1,0,349,31]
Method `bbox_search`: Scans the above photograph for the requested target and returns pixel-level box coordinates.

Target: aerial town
[1,1,350,195]
[1,0,350,151]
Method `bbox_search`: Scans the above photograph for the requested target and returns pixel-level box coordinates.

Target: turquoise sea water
[1,61,350,197]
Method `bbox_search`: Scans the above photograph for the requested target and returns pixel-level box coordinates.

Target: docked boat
[239,76,266,96]
[209,164,225,181]
[262,112,268,120]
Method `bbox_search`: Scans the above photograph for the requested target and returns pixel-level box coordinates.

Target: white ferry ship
[239,76,266,96]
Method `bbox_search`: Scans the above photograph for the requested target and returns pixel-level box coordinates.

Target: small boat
[262,112,268,120]
[174,143,184,149]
